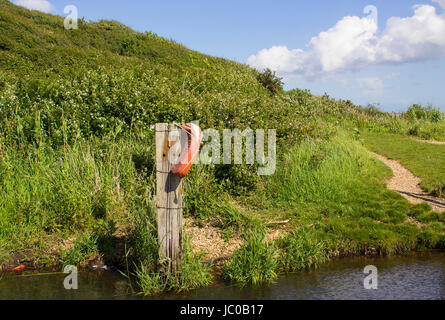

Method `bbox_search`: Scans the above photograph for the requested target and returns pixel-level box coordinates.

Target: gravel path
[413,138,445,145]
[371,152,445,212]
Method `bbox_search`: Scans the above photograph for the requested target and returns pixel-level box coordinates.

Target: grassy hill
[1,0,445,294]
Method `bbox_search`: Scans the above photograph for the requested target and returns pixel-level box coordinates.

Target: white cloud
[13,0,54,13]
[433,0,445,9]
[247,1,445,78]
[247,46,305,74]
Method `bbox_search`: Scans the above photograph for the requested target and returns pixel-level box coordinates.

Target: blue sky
[12,0,445,111]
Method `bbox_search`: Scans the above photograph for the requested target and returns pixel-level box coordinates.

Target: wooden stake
[155,123,183,274]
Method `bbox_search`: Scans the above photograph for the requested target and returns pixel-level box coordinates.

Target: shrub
[405,104,443,122]
[256,68,283,96]
[214,163,260,196]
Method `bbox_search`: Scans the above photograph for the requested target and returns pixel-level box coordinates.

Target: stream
[1,251,444,300]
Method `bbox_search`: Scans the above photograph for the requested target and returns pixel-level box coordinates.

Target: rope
[173,123,193,137]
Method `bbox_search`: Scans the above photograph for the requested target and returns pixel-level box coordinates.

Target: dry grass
[184,218,242,264]
[183,218,287,264]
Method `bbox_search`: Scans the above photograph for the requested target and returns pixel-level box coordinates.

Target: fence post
[155,123,183,273]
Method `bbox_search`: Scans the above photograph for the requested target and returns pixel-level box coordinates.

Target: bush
[256,68,283,96]
[214,163,260,196]
[404,104,443,123]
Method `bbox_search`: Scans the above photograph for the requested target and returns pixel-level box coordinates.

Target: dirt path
[371,152,445,212]
[413,138,445,145]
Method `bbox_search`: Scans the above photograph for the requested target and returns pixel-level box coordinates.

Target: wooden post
[155,123,183,274]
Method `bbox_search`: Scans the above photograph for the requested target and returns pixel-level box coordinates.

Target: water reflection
[1,251,444,300]
[0,271,133,300]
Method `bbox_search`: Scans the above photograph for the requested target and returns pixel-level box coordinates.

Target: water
[1,251,445,300]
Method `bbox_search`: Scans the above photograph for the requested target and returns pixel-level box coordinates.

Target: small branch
[266,220,290,226]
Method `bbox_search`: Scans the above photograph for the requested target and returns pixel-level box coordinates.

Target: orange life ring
[171,123,202,178]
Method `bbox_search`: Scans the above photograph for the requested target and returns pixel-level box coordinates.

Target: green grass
[277,227,330,272]
[346,105,445,141]
[222,232,277,286]
[61,232,99,266]
[362,132,445,196]
[135,238,214,295]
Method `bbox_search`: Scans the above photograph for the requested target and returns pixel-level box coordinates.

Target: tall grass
[222,232,277,286]
[134,237,213,295]
[0,121,154,266]
[348,105,445,141]
[61,232,99,266]
[218,132,445,287]
[278,228,330,272]
[268,131,391,208]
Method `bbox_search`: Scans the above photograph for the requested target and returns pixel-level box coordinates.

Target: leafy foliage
[256,68,283,96]
[405,104,443,123]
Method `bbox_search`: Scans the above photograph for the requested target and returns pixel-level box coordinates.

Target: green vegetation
[349,104,445,141]
[362,132,445,196]
[222,233,278,286]
[135,239,213,295]
[61,232,99,266]
[278,228,329,272]
[0,0,445,293]
[405,104,444,123]
[256,68,284,96]
[408,203,445,224]
[251,133,444,270]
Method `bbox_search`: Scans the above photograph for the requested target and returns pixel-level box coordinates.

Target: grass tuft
[278,228,330,272]
[222,232,277,286]
[135,237,213,295]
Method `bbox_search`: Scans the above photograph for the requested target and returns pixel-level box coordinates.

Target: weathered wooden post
[155,123,183,273]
